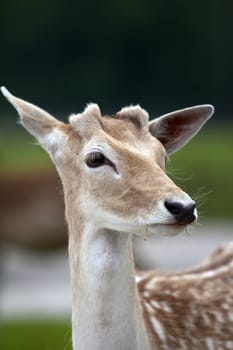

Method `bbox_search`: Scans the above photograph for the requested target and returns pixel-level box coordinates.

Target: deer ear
[1,87,65,156]
[149,105,214,155]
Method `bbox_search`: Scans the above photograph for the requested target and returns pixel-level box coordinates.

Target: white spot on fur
[145,301,154,314]
[143,291,150,298]
[150,316,166,342]
[216,312,224,323]
[222,303,229,310]
[206,337,215,350]
[190,288,200,298]
[150,300,161,309]
[161,302,172,313]
[179,338,187,349]
[146,276,160,289]
[135,275,143,283]
[226,341,233,349]
[203,313,211,326]
[191,306,198,315]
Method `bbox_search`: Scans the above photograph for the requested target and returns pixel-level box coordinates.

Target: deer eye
[85,152,106,168]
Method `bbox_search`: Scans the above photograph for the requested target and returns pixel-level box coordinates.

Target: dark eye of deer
[86,152,106,168]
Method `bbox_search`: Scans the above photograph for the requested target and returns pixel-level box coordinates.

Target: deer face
[1,87,214,237]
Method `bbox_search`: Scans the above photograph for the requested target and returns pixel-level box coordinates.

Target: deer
[1,86,233,350]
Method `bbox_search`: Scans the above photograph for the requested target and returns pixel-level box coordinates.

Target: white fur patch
[206,337,215,350]
[150,316,166,342]
[39,128,66,162]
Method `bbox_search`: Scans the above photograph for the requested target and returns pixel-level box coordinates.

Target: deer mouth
[147,223,188,236]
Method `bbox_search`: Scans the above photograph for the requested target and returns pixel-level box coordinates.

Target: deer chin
[147,223,187,236]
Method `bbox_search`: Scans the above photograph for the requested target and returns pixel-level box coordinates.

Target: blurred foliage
[1,124,233,219]
[1,0,233,117]
[167,125,233,219]
[0,129,52,172]
[0,319,71,350]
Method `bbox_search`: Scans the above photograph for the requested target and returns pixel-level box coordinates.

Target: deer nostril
[165,201,183,215]
[164,200,196,224]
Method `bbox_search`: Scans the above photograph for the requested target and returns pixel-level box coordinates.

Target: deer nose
[164,200,196,224]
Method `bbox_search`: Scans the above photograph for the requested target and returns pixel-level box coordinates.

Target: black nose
[165,200,196,224]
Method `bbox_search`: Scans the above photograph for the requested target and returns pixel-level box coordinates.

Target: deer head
[1,87,214,238]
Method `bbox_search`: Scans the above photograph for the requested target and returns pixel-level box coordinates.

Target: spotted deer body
[2,86,232,350]
[138,242,233,349]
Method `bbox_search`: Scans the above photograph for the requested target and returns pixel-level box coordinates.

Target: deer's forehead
[61,114,165,161]
[81,121,165,161]
[101,115,146,140]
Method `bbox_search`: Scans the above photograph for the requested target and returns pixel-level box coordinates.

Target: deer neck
[68,219,150,350]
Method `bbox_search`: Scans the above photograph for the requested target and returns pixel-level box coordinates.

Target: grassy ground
[0,319,72,350]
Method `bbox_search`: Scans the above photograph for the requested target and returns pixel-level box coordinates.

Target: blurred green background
[0,1,233,349]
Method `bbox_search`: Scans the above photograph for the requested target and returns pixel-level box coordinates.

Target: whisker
[192,188,212,208]
[166,167,192,183]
